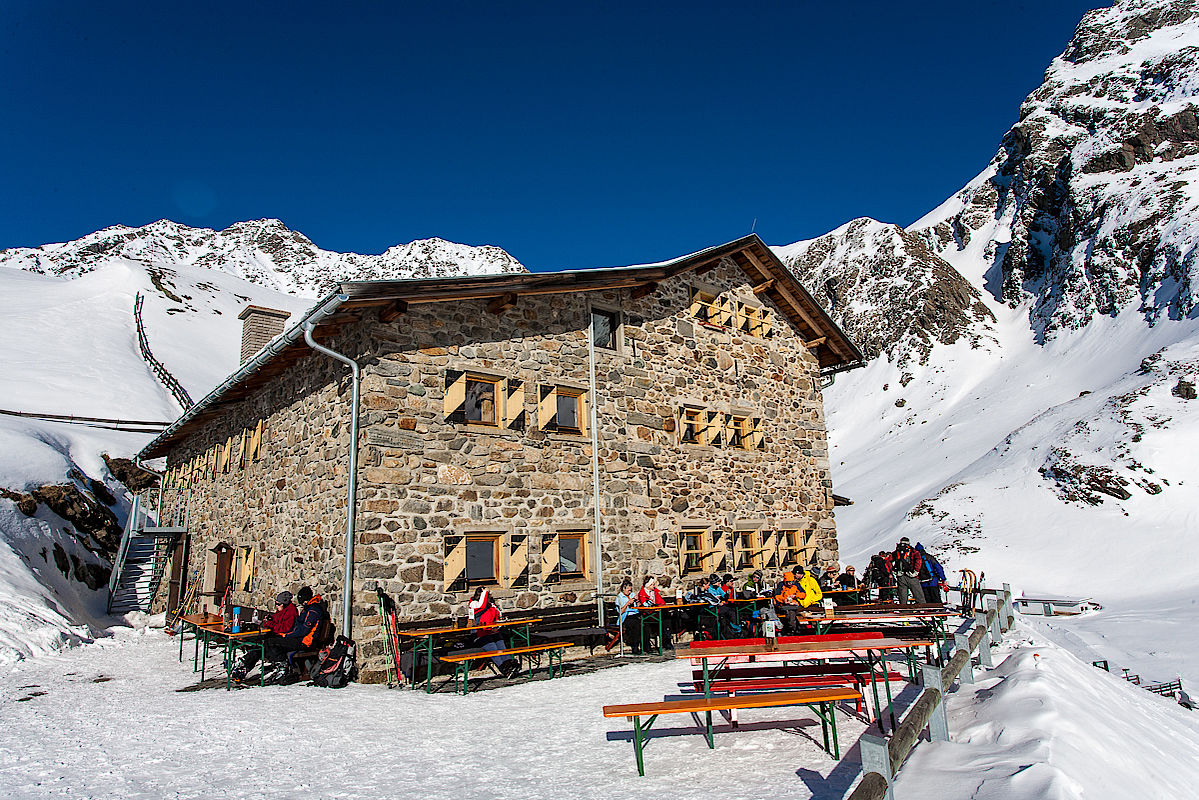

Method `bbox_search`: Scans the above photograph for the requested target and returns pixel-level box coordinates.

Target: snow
[0,614,1194,799]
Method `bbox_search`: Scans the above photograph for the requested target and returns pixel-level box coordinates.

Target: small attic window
[590,308,620,350]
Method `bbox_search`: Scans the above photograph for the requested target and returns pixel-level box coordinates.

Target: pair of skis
[376,588,404,685]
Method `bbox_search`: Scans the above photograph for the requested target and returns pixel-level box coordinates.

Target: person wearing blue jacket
[915,543,947,604]
[703,573,741,637]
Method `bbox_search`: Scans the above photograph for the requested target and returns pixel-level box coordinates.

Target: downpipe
[303,303,360,640]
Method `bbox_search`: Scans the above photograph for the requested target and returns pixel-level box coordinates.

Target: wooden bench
[439,642,570,694]
[686,662,905,716]
[602,686,861,776]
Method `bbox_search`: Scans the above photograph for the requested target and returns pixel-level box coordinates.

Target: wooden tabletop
[819,611,956,623]
[677,637,931,660]
[396,617,543,638]
[603,686,862,717]
[635,602,708,611]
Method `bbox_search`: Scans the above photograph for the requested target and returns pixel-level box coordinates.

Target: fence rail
[134,292,193,411]
[0,407,169,432]
[848,585,1016,800]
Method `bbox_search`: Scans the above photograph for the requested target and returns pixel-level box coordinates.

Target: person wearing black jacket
[260,586,329,682]
[834,565,860,605]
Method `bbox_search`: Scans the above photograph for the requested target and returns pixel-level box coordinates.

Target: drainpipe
[587,316,605,627]
[303,296,360,640]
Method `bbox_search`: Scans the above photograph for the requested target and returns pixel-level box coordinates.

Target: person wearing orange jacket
[773,571,803,634]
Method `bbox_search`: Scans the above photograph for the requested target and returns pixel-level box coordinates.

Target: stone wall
[158,256,839,684]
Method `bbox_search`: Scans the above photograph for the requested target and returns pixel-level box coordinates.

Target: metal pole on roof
[587,312,605,627]
[303,295,359,640]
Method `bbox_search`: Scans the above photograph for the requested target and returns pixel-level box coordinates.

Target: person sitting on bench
[230,589,299,680]
[617,578,642,655]
[469,588,520,679]
[259,586,329,683]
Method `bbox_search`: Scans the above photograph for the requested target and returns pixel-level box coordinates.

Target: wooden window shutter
[577,391,589,437]
[236,431,247,469]
[716,296,734,327]
[205,447,216,479]
[506,533,529,589]
[537,386,557,430]
[711,530,730,573]
[444,535,467,592]
[444,370,467,421]
[704,410,723,447]
[219,439,232,473]
[504,379,526,431]
[249,420,263,461]
[540,533,560,584]
[748,418,765,450]
[688,286,704,319]
[761,529,780,570]
[760,309,773,338]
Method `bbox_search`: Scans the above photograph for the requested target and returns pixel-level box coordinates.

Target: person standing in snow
[469,587,520,679]
[915,543,947,604]
[892,538,927,604]
[865,551,894,601]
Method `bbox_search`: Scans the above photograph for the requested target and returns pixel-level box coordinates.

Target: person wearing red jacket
[469,588,519,679]
[262,591,298,636]
[636,576,669,650]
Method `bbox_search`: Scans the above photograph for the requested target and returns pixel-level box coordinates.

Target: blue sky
[1,1,1106,271]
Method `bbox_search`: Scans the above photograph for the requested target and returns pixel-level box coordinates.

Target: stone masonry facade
[157,255,840,683]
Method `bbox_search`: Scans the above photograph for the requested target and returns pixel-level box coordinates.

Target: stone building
[138,234,862,681]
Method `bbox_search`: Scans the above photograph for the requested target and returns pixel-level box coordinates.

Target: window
[737,302,773,338]
[689,285,733,326]
[538,385,588,435]
[445,371,525,430]
[733,530,757,572]
[444,533,504,591]
[590,308,620,350]
[679,408,703,444]
[678,407,726,446]
[728,415,751,449]
[558,531,586,579]
[679,528,708,575]
[778,528,816,568]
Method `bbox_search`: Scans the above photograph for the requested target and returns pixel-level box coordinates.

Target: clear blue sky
[1,1,1106,272]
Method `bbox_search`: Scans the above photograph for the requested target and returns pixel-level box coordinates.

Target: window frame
[538,384,589,436]
[679,527,709,576]
[464,533,503,587]
[589,305,622,352]
[556,530,588,580]
[732,530,757,572]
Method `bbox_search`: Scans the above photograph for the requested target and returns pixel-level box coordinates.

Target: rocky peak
[912,0,1199,342]
[774,218,995,366]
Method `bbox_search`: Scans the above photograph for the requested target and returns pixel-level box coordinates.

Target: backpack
[310,635,357,688]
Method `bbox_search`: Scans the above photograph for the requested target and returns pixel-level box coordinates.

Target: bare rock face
[775,218,996,365]
[912,0,1199,341]
[29,484,123,556]
[0,218,528,296]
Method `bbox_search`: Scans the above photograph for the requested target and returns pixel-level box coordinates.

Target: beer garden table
[396,617,542,693]
[633,602,707,655]
[678,636,933,732]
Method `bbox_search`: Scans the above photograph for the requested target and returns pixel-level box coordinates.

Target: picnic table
[679,635,932,732]
[633,602,707,655]
[177,612,273,690]
[396,617,541,693]
[809,608,956,654]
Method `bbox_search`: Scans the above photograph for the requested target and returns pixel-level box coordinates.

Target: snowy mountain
[776,217,996,367]
[775,0,1199,687]
[0,218,527,296]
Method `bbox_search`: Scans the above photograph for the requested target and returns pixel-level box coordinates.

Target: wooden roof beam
[803,336,827,349]
[487,293,518,314]
[379,300,408,323]
[752,279,775,295]
[629,281,659,300]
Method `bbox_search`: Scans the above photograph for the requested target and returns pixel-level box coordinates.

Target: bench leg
[705,711,714,749]
[632,715,647,776]
[830,701,840,760]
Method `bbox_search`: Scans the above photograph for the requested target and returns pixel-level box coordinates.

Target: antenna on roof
[750,218,757,233]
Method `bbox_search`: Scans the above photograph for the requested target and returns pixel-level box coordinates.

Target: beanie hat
[275,591,293,604]
[296,586,314,604]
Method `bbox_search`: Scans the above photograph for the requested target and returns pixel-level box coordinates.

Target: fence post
[921,665,949,742]
[1001,583,1014,630]
[986,597,1002,642]
[974,613,994,667]
[955,633,974,685]
[859,734,895,800]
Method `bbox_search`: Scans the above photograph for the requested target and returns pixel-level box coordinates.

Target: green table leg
[829,701,840,759]
[423,637,435,694]
[866,651,884,732]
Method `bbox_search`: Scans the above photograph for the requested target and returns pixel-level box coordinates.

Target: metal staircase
[106,488,190,615]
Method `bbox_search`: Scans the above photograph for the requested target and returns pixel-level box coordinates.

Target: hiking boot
[500,660,520,679]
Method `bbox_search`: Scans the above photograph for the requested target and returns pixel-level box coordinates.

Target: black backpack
[310,635,357,688]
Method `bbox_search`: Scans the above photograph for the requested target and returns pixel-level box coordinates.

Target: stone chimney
[238,305,292,363]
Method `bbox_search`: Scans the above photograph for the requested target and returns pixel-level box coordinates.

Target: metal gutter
[302,294,360,641]
[137,290,344,460]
